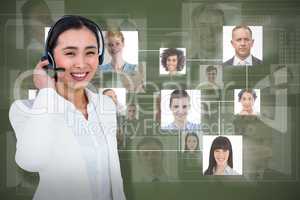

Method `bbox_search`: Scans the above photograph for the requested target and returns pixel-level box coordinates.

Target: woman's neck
[56,84,89,119]
[214,164,227,175]
[169,70,177,75]
[111,55,125,71]
[242,108,254,115]
[174,119,187,129]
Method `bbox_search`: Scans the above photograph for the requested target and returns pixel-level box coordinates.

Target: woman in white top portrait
[100,31,136,73]
[204,136,239,175]
[238,89,257,116]
[9,15,125,200]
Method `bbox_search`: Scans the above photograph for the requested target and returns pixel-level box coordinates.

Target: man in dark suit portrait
[223,25,262,66]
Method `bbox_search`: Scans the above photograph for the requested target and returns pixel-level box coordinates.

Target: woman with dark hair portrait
[9,15,125,200]
[204,136,239,175]
[160,48,185,75]
[238,89,258,116]
[184,132,199,152]
[183,132,202,169]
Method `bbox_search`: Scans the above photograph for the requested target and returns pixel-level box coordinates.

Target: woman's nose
[74,55,86,68]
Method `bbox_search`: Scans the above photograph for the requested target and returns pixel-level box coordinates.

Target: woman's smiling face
[53,27,99,90]
[214,149,229,167]
[240,92,255,112]
[106,36,124,56]
[166,55,178,72]
[186,135,198,151]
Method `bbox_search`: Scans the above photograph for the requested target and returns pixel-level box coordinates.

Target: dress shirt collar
[50,88,98,114]
[233,54,252,66]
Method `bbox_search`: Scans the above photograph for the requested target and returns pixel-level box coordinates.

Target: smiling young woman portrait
[9,15,125,200]
[204,136,239,175]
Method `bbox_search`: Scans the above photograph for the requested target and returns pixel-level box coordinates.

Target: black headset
[43,15,105,79]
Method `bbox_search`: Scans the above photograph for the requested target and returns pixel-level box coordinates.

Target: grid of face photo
[5,1,297,197]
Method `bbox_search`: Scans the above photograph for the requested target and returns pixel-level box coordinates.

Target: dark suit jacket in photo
[223,55,262,66]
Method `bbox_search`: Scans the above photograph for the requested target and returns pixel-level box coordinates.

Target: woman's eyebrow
[62,46,78,50]
[85,45,98,50]
[62,46,97,50]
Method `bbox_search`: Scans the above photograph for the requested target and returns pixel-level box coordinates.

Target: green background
[0,0,300,199]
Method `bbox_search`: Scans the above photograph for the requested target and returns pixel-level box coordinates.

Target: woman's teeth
[71,72,88,80]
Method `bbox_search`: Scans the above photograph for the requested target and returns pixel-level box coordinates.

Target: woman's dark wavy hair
[184,132,199,151]
[161,48,185,71]
[204,136,233,175]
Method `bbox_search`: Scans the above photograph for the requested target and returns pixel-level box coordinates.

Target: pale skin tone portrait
[231,27,254,60]
[239,91,256,115]
[34,27,99,119]
[207,68,217,84]
[11,16,126,200]
[204,136,236,176]
[186,135,198,151]
[106,32,126,72]
[127,104,137,121]
[214,149,229,175]
[170,97,190,129]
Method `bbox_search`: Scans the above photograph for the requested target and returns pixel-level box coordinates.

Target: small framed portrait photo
[159,48,186,75]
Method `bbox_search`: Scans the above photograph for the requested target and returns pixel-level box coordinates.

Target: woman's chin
[62,81,89,91]
[216,162,227,167]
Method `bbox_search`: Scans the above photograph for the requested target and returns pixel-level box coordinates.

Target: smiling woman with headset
[9,15,125,200]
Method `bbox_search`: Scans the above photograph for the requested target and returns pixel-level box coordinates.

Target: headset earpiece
[97,28,105,66]
[46,52,55,70]
[99,52,104,65]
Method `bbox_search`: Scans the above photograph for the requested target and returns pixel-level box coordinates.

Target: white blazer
[9,88,126,200]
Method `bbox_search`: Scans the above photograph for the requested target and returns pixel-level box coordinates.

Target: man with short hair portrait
[224,25,262,66]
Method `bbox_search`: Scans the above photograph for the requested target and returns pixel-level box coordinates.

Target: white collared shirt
[233,55,252,66]
[34,88,113,200]
[64,89,112,200]
[213,165,240,175]
[10,88,125,200]
[162,121,201,131]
